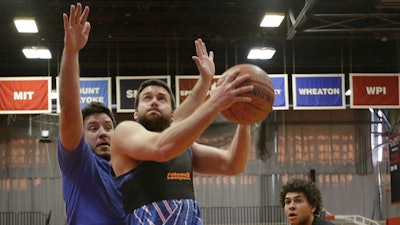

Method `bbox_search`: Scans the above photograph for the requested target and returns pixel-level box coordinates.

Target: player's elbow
[225,165,245,175]
[152,146,176,162]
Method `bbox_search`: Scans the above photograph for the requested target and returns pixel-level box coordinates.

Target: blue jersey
[57,137,127,225]
[128,199,202,225]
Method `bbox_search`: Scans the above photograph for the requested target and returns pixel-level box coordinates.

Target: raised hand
[63,3,91,53]
[192,38,215,81]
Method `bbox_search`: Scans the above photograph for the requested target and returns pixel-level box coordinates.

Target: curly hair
[81,101,116,127]
[279,178,323,216]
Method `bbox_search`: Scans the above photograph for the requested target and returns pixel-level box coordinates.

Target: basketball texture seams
[219,64,274,125]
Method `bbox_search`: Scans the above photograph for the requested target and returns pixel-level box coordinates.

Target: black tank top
[118,149,195,212]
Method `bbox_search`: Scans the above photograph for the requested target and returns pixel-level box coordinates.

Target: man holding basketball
[111,59,255,223]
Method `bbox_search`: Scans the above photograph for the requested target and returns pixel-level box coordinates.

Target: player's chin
[95,146,111,158]
[147,110,162,117]
[287,216,298,223]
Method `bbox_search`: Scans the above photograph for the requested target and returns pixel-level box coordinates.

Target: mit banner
[0,77,51,114]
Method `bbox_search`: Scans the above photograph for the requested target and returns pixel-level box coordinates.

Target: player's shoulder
[116,120,140,129]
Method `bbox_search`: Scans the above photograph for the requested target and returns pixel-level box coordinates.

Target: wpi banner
[389,132,400,203]
[269,74,289,110]
[175,75,220,106]
[350,73,400,108]
[56,77,112,113]
[116,76,171,113]
[0,77,51,114]
[292,74,345,110]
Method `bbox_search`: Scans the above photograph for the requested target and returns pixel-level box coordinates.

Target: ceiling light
[14,18,38,33]
[247,47,276,60]
[22,47,52,59]
[260,13,285,27]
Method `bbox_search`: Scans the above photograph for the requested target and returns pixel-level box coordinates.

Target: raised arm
[192,124,251,175]
[59,3,91,151]
[173,38,215,123]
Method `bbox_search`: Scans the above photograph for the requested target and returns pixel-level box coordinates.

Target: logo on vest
[167,172,191,181]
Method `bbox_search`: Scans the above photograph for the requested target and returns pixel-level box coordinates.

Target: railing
[0,211,50,225]
[332,215,382,225]
[200,206,287,225]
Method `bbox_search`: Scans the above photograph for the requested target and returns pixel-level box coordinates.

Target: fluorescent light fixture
[247,47,276,60]
[14,18,38,33]
[22,47,52,59]
[260,13,285,27]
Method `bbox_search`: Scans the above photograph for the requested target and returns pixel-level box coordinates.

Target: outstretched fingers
[208,50,214,61]
[68,4,76,26]
[194,38,204,57]
[63,13,69,31]
[80,5,90,25]
[74,3,83,24]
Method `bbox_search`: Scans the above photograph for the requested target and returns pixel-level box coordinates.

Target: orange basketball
[219,64,274,125]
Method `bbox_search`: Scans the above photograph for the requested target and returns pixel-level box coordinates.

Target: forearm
[155,99,220,161]
[59,49,80,110]
[59,49,83,149]
[227,125,250,174]
[173,76,213,122]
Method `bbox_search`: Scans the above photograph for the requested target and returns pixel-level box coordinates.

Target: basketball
[219,64,274,125]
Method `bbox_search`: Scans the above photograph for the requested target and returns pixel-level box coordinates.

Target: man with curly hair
[279,178,335,225]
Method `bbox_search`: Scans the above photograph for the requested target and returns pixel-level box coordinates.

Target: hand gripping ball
[219,64,274,125]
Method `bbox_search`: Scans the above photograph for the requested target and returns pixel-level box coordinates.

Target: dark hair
[134,79,176,110]
[81,102,116,127]
[279,178,323,216]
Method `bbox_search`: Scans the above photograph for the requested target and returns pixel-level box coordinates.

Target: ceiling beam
[286,0,319,40]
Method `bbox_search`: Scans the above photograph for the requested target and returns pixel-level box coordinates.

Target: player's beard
[136,110,172,132]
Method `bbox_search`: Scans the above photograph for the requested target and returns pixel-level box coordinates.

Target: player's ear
[133,110,138,121]
[170,111,175,122]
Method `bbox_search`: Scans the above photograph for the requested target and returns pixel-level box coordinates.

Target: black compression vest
[118,149,195,213]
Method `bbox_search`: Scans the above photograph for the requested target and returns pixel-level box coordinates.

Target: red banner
[175,75,220,106]
[0,77,51,114]
[350,74,400,108]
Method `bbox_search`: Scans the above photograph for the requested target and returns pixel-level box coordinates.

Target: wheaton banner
[350,73,400,108]
[292,74,345,110]
[116,76,170,113]
[0,77,51,114]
